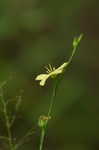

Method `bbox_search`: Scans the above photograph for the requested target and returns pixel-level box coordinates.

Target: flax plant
[36,34,83,150]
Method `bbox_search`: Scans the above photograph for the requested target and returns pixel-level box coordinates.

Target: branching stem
[0,87,14,150]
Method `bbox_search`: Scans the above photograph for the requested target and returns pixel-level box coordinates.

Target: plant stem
[14,127,34,150]
[0,88,14,150]
[47,79,59,117]
[39,79,59,150]
[39,128,45,150]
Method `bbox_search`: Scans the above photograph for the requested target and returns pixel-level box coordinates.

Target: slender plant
[35,34,83,150]
[0,81,14,150]
[0,80,34,150]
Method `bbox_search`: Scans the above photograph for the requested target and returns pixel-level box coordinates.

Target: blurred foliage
[0,0,99,149]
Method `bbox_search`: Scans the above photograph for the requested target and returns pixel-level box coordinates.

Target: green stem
[68,46,77,64]
[39,79,59,150]
[47,79,59,117]
[0,88,14,150]
[39,128,45,150]
[67,33,83,66]
[14,127,34,150]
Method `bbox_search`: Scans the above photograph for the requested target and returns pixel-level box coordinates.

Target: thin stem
[39,128,45,150]
[68,33,83,65]
[39,79,59,150]
[10,95,22,127]
[14,127,34,150]
[47,79,59,117]
[0,88,14,150]
[68,46,77,64]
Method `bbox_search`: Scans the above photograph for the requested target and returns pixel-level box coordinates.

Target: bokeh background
[0,0,99,149]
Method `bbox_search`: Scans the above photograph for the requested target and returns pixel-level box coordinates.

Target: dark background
[0,0,99,149]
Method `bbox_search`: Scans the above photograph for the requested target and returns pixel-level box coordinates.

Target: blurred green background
[0,0,99,149]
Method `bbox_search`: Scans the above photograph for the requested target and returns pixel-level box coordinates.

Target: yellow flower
[35,63,68,86]
[35,34,83,86]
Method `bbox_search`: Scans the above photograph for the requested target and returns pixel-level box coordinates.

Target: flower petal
[39,75,49,86]
[51,62,68,75]
[35,74,47,81]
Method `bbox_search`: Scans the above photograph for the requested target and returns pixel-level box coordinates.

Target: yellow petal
[51,62,68,75]
[35,74,47,81]
[51,69,62,75]
[39,75,49,86]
